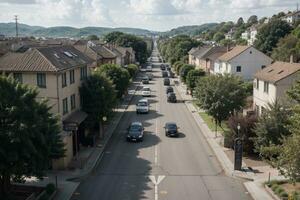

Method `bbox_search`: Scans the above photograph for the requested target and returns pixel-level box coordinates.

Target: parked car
[146,66,152,72]
[127,122,144,142]
[164,122,179,137]
[142,76,149,84]
[164,78,170,86]
[167,92,177,103]
[146,73,153,80]
[166,86,174,94]
[160,64,166,70]
[136,99,149,114]
[162,71,168,78]
[141,86,151,97]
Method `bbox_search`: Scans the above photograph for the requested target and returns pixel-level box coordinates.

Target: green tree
[80,73,117,133]
[247,15,258,26]
[175,61,185,75]
[194,74,247,125]
[271,34,300,62]
[104,31,124,43]
[179,64,195,82]
[276,134,300,183]
[96,64,130,98]
[254,19,292,54]
[252,101,292,160]
[0,76,65,198]
[126,64,139,78]
[213,32,225,42]
[236,17,244,27]
[87,34,99,40]
[236,38,248,45]
[186,69,205,94]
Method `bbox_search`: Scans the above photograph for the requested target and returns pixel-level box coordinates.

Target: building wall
[229,47,273,80]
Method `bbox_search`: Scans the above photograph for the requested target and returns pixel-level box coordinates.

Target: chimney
[290,54,294,63]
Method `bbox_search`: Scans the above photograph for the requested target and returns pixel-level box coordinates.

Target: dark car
[142,76,149,84]
[164,122,179,137]
[127,122,144,142]
[164,78,170,86]
[167,92,177,103]
[160,64,166,70]
[166,86,174,94]
[146,73,153,80]
[162,71,168,78]
[166,66,171,71]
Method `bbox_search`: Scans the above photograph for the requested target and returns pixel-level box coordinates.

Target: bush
[126,64,139,78]
[175,62,185,75]
[46,183,56,195]
[279,191,288,198]
[271,184,279,191]
[179,64,195,82]
[275,187,284,195]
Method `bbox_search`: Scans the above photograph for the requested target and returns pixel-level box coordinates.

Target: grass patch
[198,112,229,133]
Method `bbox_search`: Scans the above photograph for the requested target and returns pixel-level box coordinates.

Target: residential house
[0,46,93,169]
[241,31,250,41]
[284,10,300,24]
[188,46,227,73]
[213,46,273,80]
[109,46,135,67]
[188,47,201,66]
[225,28,236,40]
[253,61,300,115]
[248,26,258,45]
[74,40,117,69]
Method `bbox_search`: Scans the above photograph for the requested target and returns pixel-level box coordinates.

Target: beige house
[74,40,117,69]
[253,61,300,115]
[109,46,134,67]
[213,46,273,80]
[0,46,93,169]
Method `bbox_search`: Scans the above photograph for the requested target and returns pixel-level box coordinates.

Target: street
[70,48,252,200]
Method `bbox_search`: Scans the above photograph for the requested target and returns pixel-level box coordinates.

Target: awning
[63,110,88,125]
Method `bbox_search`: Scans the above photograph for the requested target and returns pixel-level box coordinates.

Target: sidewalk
[24,77,141,200]
[173,77,283,200]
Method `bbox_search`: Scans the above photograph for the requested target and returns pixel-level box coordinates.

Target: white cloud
[0,0,299,31]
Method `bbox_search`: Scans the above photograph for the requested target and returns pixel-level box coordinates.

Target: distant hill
[0,22,218,38]
[161,23,218,36]
[0,23,154,38]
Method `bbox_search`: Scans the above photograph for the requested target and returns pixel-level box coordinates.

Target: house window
[70,94,76,110]
[261,65,266,69]
[255,105,259,114]
[13,73,23,83]
[63,98,68,115]
[236,66,242,72]
[256,79,259,89]
[264,81,269,93]
[80,66,87,80]
[62,72,67,88]
[37,73,46,88]
[70,70,75,84]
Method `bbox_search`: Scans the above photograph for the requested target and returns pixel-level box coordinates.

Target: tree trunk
[0,174,11,198]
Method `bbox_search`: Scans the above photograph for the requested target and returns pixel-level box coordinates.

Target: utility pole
[14,15,19,38]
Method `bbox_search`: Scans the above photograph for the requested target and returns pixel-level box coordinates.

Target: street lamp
[100,116,107,139]
[237,123,241,138]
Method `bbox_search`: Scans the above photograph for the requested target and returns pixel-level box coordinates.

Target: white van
[136,99,149,114]
[146,66,152,72]
[141,87,151,97]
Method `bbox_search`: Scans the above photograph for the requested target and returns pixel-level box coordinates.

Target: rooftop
[255,61,300,83]
[218,46,250,62]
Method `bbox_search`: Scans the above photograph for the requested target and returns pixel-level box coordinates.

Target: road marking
[155,102,159,165]
[149,175,166,200]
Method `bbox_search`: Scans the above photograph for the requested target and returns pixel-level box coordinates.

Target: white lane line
[155,101,158,165]
[149,175,166,200]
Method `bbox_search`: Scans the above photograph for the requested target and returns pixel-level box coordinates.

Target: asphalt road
[70,48,252,200]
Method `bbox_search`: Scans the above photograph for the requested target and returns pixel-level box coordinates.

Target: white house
[241,31,250,41]
[253,61,300,115]
[284,11,300,24]
[248,26,258,45]
[213,46,273,80]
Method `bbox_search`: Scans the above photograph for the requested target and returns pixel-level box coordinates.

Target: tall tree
[186,69,205,94]
[271,34,300,62]
[179,64,195,83]
[86,35,99,41]
[254,19,292,54]
[252,101,291,160]
[0,76,65,198]
[236,17,244,27]
[194,74,247,125]
[247,15,258,26]
[96,64,130,98]
[80,73,117,133]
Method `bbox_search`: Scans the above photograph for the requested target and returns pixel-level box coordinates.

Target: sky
[0,0,298,31]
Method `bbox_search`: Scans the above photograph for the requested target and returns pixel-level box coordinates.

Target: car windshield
[138,102,147,106]
[142,88,150,91]
[130,125,142,131]
[143,77,148,80]
[167,124,177,129]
